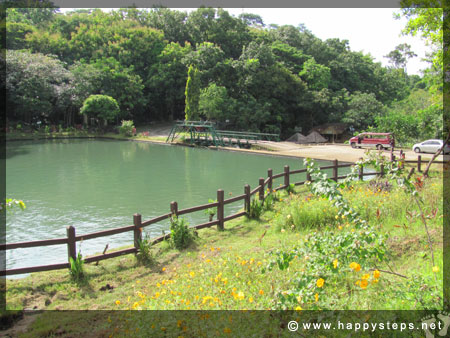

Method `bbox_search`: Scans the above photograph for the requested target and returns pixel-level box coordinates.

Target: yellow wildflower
[316,278,325,288]
[432,266,439,273]
[315,293,319,302]
[115,300,121,305]
[362,273,370,280]
[373,270,381,278]
[360,279,369,289]
[333,259,338,269]
[349,262,361,272]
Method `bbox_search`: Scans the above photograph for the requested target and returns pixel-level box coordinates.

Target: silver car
[412,139,450,154]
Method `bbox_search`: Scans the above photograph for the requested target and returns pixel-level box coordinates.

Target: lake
[5,139,341,275]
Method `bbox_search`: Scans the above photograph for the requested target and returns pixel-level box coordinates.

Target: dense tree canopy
[4,6,444,142]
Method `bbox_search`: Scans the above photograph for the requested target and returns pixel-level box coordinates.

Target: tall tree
[185,65,201,121]
[384,43,417,71]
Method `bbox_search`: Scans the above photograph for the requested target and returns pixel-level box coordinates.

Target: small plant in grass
[262,189,276,211]
[119,120,135,136]
[170,216,194,250]
[286,183,295,195]
[204,199,217,221]
[248,196,264,219]
[136,233,154,266]
[69,252,84,281]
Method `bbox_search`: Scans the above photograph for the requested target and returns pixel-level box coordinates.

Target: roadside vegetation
[3,160,444,336]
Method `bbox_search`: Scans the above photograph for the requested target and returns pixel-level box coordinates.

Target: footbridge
[166,121,279,148]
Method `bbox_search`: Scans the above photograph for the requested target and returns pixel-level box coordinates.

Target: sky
[60,7,430,75]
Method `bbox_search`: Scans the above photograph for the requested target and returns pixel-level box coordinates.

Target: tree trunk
[423,133,449,178]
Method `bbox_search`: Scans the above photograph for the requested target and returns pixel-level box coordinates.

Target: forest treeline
[2,5,445,142]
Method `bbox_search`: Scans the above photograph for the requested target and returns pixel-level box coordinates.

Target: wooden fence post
[379,164,385,178]
[358,164,363,181]
[259,177,265,201]
[133,213,142,250]
[267,169,273,191]
[170,201,178,216]
[244,184,250,214]
[417,155,422,172]
[333,159,338,181]
[390,148,394,162]
[217,189,224,231]
[66,226,76,263]
[284,165,290,187]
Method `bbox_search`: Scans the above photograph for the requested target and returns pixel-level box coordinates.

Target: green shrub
[170,216,194,250]
[248,197,264,219]
[69,252,84,281]
[136,234,154,265]
[80,94,120,124]
[119,120,135,136]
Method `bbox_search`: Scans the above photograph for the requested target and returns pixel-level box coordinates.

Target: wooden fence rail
[1,154,446,276]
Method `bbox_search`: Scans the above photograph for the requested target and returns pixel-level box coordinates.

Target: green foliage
[274,196,339,231]
[373,89,443,144]
[248,197,264,220]
[5,50,74,124]
[299,57,331,90]
[384,43,417,69]
[264,157,390,308]
[170,216,195,250]
[80,95,120,123]
[0,199,26,213]
[136,234,154,266]
[262,189,279,211]
[119,120,135,136]
[342,92,385,130]
[184,65,201,121]
[203,199,217,221]
[198,83,231,121]
[69,252,84,281]
[285,183,295,195]
[3,7,442,138]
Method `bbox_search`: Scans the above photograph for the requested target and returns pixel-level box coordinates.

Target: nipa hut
[286,132,308,144]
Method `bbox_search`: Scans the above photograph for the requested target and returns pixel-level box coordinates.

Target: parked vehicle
[412,139,450,154]
[349,133,394,150]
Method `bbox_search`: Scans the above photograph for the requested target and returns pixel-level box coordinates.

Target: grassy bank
[2,167,444,336]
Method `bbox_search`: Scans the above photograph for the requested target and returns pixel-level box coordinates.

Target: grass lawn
[1,166,444,336]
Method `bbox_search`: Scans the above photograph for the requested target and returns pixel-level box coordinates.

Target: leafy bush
[170,216,194,250]
[119,120,135,136]
[80,94,120,123]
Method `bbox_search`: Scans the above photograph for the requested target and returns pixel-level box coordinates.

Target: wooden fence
[1,154,446,276]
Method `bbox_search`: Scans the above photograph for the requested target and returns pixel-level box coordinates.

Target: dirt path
[219,141,449,164]
[143,123,449,163]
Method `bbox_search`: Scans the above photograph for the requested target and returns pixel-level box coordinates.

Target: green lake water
[5,139,343,275]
